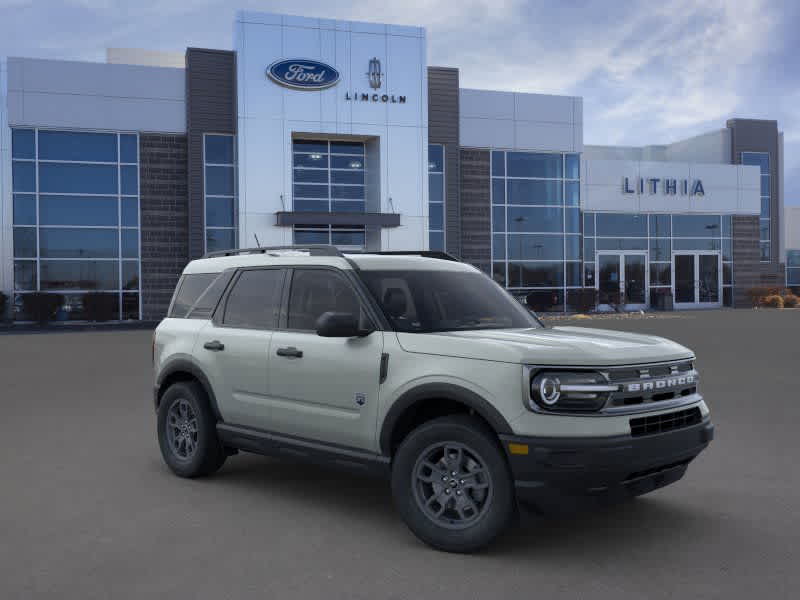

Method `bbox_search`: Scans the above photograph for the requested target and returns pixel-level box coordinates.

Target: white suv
[153,245,713,552]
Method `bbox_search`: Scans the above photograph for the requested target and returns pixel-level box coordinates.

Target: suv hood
[396,326,693,366]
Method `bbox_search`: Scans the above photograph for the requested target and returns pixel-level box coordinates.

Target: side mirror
[315,312,372,338]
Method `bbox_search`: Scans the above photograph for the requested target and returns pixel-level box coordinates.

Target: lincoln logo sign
[266,59,340,90]
[623,176,705,196]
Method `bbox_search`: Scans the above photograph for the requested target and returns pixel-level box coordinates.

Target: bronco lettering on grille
[626,374,695,393]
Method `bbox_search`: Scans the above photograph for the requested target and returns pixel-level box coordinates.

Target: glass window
[122,293,140,320]
[721,215,732,237]
[293,140,328,154]
[206,229,236,253]
[583,237,594,262]
[294,183,329,199]
[121,198,139,227]
[507,234,564,260]
[121,229,139,258]
[429,233,444,252]
[508,262,564,287]
[205,135,235,164]
[169,273,218,318]
[506,180,562,205]
[583,213,594,237]
[565,181,580,206]
[584,262,595,286]
[120,135,138,163]
[12,161,36,192]
[288,269,361,331]
[294,229,329,244]
[38,131,117,162]
[787,250,800,268]
[331,170,364,185]
[122,261,139,290]
[491,151,505,177]
[673,238,721,251]
[492,207,505,232]
[293,168,328,184]
[331,229,366,247]
[188,271,234,318]
[759,219,770,241]
[14,261,37,291]
[206,166,235,196]
[649,238,671,261]
[761,197,770,219]
[507,152,562,178]
[565,154,580,180]
[429,203,444,230]
[566,262,581,287]
[722,238,732,262]
[723,263,732,285]
[428,145,444,172]
[39,163,118,194]
[650,264,671,286]
[330,141,364,155]
[295,200,328,212]
[565,235,581,261]
[331,185,364,200]
[596,238,647,251]
[565,208,580,233]
[741,152,769,174]
[332,156,363,170]
[507,206,563,233]
[673,214,721,237]
[492,179,505,205]
[206,197,235,228]
[595,213,647,237]
[40,195,118,226]
[760,242,770,262]
[493,235,506,260]
[13,228,37,258]
[12,129,35,159]
[40,228,118,258]
[294,153,329,168]
[121,165,138,195]
[649,214,671,238]
[223,269,284,329]
[40,260,119,291]
[760,175,770,197]
[429,173,444,203]
[359,269,538,332]
[332,200,365,213]
[13,194,36,225]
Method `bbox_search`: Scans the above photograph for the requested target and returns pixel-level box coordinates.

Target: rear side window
[169,273,218,318]
[222,269,284,329]
[187,271,234,319]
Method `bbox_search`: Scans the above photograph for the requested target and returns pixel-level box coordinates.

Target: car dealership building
[0,11,793,320]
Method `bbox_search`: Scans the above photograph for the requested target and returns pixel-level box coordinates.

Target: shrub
[762,295,784,309]
[82,292,118,322]
[782,294,799,308]
[21,293,64,324]
[747,287,790,307]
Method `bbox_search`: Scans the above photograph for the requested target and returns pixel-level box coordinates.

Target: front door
[596,252,648,310]
[267,267,384,451]
[672,252,721,309]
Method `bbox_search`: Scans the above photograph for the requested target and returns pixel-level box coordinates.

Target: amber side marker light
[508,443,529,455]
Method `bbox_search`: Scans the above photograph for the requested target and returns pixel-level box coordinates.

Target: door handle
[203,340,225,351]
[276,346,303,358]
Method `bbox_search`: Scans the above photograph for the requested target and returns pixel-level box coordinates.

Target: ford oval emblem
[267,59,340,90]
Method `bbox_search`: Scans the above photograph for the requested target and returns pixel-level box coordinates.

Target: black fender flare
[155,359,222,421]
[379,383,513,456]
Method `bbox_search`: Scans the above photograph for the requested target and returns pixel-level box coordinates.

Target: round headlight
[535,375,561,405]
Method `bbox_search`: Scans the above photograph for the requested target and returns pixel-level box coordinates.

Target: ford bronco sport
[153,245,713,553]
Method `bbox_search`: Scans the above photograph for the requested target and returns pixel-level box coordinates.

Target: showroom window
[742,152,770,261]
[788,250,800,289]
[204,134,237,253]
[11,128,141,320]
[428,144,445,251]
[491,150,581,311]
[291,139,366,249]
[583,213,734,307]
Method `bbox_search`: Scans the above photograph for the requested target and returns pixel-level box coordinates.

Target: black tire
[157,381,226,478]
[391,415,514,553]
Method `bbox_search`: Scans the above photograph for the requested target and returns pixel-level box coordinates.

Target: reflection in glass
[40,228,118,258]
[40,261,119,290]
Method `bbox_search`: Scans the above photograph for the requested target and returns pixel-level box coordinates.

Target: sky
[1,0,798,204]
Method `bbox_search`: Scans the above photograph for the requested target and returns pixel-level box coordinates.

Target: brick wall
[459,149,491,274]
[732,215,761,307]
[139,134,189,320]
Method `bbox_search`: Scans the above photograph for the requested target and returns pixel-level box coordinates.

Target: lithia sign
[266,57,406,103]
[623,176,705,196]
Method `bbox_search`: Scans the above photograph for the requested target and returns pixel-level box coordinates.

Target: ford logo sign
[267,59,340,90]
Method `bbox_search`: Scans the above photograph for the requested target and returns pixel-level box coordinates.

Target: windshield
[358,269,542,333]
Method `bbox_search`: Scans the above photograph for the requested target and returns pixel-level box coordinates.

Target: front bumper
[499,417,714,512]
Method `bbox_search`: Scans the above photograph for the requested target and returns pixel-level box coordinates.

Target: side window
[287,269,362,331]
[169,273,218,318]
[187,270,234,319]
[222,269,284,329]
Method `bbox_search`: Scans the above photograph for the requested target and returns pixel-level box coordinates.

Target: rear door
[194,268,285,429]
[266,267,384,451]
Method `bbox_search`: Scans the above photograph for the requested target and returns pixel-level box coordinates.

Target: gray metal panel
[427,67,461,258]
[186,48,237,261]
[459,148,491,274]
[275,212,401,227]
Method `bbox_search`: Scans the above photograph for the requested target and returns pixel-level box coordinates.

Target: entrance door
[672,252,721,309]
[596,252,648,310]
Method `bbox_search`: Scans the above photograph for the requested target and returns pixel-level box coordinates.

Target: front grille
[629,407,702,437]
[607,360,693,382]
[606,360,698,410]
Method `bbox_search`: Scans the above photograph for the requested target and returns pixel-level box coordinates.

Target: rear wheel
[157,381,226,478]
[391,415,514,553]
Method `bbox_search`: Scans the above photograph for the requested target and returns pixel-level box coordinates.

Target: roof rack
[352,250,460,262]
[202,245,345,259]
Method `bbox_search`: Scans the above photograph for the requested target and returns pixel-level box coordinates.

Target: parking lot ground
[1,309,799,599]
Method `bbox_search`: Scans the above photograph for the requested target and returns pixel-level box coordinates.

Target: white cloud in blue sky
[1,0,798,203]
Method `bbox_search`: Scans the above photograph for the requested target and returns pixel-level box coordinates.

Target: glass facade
[428,144,445,251]
[742,152,770,261]
[11,128,141,320]
[491,150,580,311]
[291,139,366,248]
[788,250,800,288]
[584,213,734,307]
[204,134,237,253]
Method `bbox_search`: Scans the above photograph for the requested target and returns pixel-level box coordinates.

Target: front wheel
[391,415,515,553]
